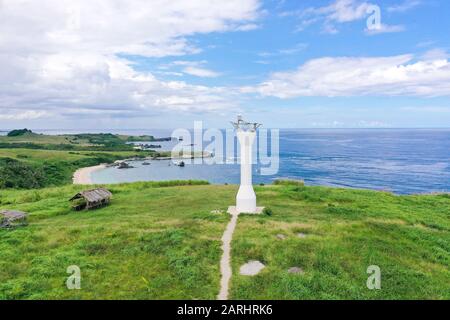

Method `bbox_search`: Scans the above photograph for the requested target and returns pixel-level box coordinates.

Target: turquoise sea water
[89,129,450,195]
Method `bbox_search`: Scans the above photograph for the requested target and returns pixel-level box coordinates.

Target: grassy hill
[0,148,199,189]
[0,132,171,189]
[0,132,158,151]
[0,182,448,299]
[0,149,154,189]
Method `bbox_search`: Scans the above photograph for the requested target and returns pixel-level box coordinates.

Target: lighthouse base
[227,206,264,215]
[237,185,256,211]
[228,185,264,214]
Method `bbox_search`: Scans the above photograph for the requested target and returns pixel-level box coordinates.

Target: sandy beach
[73,164,106,185]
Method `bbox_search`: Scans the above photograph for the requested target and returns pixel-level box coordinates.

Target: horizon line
[2,127,450,132]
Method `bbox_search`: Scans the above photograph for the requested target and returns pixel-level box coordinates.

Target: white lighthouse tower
[228,115,264,214]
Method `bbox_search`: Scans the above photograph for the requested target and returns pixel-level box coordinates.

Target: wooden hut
[0,210,28,228]
[70,188,112,211]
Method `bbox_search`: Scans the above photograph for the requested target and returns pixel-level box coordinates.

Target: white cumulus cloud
[245,54,450,98]
[182,66,221,78]
[283,0,405,35]
[0,0,261,122]
[0,110,52,120]
[387,0,422,13]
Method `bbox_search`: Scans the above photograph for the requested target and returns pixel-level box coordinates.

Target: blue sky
[0,0,449,129]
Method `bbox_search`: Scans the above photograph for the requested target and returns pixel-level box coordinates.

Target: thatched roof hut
[1,210,28,228]
[70,188,112,211]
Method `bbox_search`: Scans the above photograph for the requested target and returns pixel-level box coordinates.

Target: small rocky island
[117,162,134,169]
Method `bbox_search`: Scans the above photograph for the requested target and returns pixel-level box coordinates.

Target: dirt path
[217,211,239,300]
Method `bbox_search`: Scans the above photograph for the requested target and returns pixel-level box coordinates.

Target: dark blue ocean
[88,129,450,195]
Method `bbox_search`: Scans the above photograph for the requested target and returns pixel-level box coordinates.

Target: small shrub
[143,180,209,188]
[274,179,305,186]
[263,207,273,216]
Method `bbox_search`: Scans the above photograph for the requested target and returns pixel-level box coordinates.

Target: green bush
[263,207,273,216]
[0,158,46,189]
[133,180,210,188]
[273,179,305,186]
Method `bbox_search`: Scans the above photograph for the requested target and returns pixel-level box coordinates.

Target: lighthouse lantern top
[231,115,262,132]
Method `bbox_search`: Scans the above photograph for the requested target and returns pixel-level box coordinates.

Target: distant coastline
[2,129,449,194]
[86,129,450,194]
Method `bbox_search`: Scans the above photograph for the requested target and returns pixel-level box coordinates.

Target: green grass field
[1,182,448,299]
[0,148,148,162]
